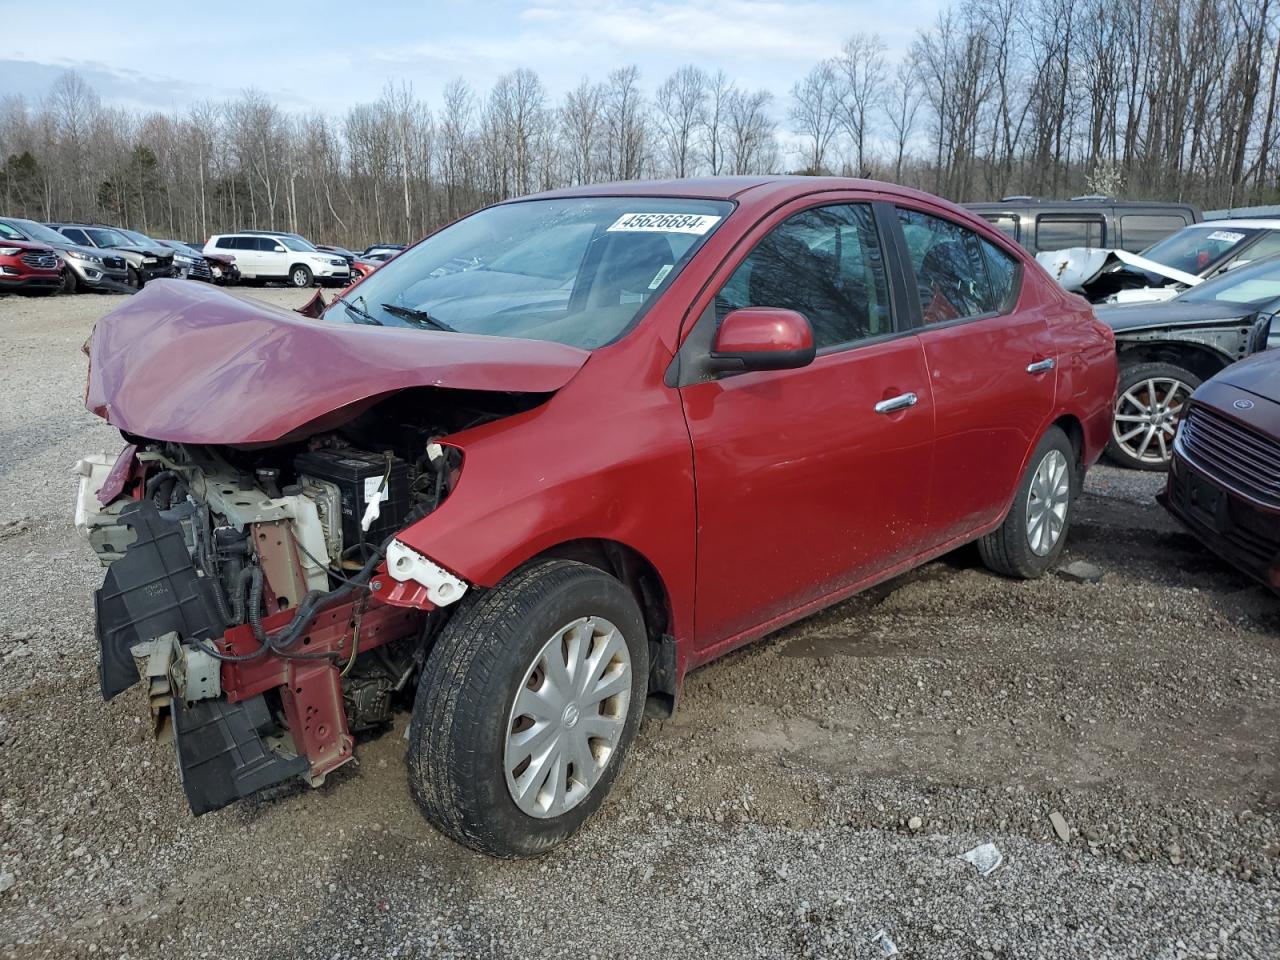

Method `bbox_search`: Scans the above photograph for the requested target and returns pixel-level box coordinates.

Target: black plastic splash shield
[94,499,226,700]
[171,693,309,815]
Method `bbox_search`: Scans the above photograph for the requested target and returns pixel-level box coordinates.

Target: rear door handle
[875,392,918,414]
[1026,358,1056,374]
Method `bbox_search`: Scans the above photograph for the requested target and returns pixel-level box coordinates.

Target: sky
[0,0,946,115]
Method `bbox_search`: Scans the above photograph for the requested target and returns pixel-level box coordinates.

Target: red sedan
[78,177,1115,856]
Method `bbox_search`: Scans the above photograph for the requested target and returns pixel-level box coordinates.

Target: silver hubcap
[1113,377,1190,464]
[504,616,631,819]
[1026,448,1070,556]
[293,270,307,285]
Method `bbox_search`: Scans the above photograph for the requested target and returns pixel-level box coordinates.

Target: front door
[679,199,935,656]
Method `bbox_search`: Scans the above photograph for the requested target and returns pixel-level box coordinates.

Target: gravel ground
[1,286,1278,959]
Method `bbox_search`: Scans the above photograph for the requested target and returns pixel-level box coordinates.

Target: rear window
[1035,216,1104,250]
[1119,214,1189,252]
[215,237,234,249]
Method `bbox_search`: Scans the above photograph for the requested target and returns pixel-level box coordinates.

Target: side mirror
[273,244,286,253]
[710,307,816,373]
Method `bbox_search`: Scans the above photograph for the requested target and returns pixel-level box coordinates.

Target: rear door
[889,204,1056,542]
[679,196,936,655]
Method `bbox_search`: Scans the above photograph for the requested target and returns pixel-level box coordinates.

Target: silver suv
[0,217,130,293]
[49,224,175,289]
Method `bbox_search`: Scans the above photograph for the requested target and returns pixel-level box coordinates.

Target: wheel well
[1052,414,1085,485]
[533,538,677,713]
[290,262,311,275]
[1116,342,1229,382]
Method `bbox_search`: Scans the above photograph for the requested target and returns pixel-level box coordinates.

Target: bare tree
[560,78,604,185]
[884,58,924,182]
[834,33,887,175]
[726,88,778,174]
[655,65,708,177]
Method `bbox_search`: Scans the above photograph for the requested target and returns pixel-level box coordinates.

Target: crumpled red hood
[85,279,590,445]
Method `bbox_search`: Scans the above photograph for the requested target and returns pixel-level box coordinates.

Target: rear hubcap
[504,616,631,819]
[1026,449,1070,556]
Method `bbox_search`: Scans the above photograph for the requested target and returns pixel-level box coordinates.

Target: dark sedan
[1096,255,1280,470]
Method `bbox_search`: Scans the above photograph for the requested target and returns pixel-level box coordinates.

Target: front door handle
[1026,358,1056,374]
[875,392,918,414]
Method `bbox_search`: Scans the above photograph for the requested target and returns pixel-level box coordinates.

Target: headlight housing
[0,247,22,256]
[66,250,103,264]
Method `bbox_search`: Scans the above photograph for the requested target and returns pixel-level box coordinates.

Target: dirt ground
[1,285,1278,959]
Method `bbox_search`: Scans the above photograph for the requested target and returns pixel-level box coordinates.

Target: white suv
[204,232,350,287]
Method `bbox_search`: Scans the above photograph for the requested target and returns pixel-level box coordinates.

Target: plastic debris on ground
[870,929,900,957]
[959,841,1004,876]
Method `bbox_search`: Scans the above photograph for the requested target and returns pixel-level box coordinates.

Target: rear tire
[408,559,648,858]
[1106,361,1200,471]
[978,425,1076,579]
[289,264,313,288]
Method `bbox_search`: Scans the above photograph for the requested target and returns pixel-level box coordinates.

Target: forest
[1,0,1276,248]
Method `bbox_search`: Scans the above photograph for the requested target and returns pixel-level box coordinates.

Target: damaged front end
[1035,247,1203,304]
[76,281,587,815]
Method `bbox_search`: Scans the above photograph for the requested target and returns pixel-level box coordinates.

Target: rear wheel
[408,559,648,857]
[1106,362,1200,471]
[289,264,313,288]
[978,425,1076,579]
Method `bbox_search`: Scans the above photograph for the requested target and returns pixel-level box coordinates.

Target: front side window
[715,203,893,349]
[898,208,999,324]
[1223,231,1280,268]
[1181,256,1280,307]
[983,215,1019,242]
[320,197,732,349]
[61,228,90,245]
[0,222,21,240]
[279,236,316,252]
[1035,216,1104,250]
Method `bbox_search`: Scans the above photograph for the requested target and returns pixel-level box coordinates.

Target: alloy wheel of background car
[408,559,648,857]
[1025,449,1070,556]
[504,615,632,819]
[1107,362,1201,471]
[290,265,313,288]
[978,424,1076,579]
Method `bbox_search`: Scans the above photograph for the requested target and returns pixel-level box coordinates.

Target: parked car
[117,232,213,283]
[1096,255,1280,470]
[966,196,1202,255]
[316,243,359,263]
[1039,218,1280,304]
[350,256,380,280]
[77,176,1115,856]
[49,223,175,288]
[204,232,350,287]
[0,216,130,293]
[1162,347,1280,591]
[361,243,406,262]
[0,237,62,295]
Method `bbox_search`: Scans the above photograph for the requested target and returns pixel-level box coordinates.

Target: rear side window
[983,215,1020,242]
[1035,216,1104,250]
[897,208,1001,324]
[215,237,234,249]
[1119,214,1188,252]
[1231,231,1280,266]
[715,202,893,349]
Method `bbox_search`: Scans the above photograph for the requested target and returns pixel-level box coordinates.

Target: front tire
[978,425,1076,579]
[408,559,648,858]
[126,266,142,289]
[289,264,313,288]
[1106,361,1200,471]
[62,269,79,294]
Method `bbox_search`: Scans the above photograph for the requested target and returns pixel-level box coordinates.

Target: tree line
[0,0,1276,249]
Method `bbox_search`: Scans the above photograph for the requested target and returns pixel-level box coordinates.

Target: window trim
[887,201,1025,333]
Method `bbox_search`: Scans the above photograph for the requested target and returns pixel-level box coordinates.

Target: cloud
[0,58,224,113]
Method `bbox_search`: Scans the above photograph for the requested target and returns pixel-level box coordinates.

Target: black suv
[964,196,1202,255]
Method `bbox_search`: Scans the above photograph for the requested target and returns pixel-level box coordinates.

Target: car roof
[1178,219,1280,230]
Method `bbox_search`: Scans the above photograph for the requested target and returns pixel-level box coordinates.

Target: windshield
[320,197,733,348]
[120,228,159,246]
[1140,226,1260,275]
[7,219,70,245]
[85,228,131,248]
[280,236,317,252]
[1180,255,1280,307]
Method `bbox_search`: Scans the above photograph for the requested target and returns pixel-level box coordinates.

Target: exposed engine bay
[75,387,537,814]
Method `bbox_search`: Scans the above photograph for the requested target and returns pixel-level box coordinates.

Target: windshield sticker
[1206,230,1246,243]
[648,264,674,289]
[607,213,722,235]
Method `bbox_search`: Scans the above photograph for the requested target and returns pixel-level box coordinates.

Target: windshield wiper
[381,303,457,332]
[336,295,381,326]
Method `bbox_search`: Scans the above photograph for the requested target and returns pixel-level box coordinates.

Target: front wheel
[62,269,79,294]
[1106,362,1200,471]
[408,559,648,857]
[289,264,313,288]
[126,266,142,289]
[978,425,1076,579]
